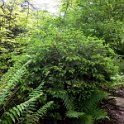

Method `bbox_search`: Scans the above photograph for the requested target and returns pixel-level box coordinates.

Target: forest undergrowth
[0,0,124,124]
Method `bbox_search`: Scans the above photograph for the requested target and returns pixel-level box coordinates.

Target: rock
[97,94,124,124]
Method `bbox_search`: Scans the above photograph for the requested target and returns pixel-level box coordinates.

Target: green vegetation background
[0,0,124,124]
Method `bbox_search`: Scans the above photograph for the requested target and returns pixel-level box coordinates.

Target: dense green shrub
[0,0,122,123]
[0,27,118,123]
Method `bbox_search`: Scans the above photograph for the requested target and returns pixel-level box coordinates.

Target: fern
[92,108,107,120]
[81,90,108,123]
[1,94,41,124]
[66,111,94,124]
[25,101,54,124]
[28,83,44,99]
[51,90,74,111]
[83,91,108,113]
[0,60,31,105]
[65,90,108,124]
[66,111,84,118]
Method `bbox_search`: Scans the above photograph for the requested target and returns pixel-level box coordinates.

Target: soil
[97,87,124,124]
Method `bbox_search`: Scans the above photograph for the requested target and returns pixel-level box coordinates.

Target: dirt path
[98,88,124,124]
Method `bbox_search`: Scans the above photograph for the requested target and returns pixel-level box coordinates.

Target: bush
[0,28,118,123]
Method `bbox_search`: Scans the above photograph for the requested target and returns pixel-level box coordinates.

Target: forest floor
[98,87,124,124]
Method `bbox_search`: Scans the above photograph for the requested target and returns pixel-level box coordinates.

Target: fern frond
[28,83,44,99]
[66,111,84,118]
[1,94,41,124]
[83,90,108,112]
[65,91,108,124]
[82,90,108,122]
[0,66,26,104]
[51,90,74,111]
[0,60,31,105]
[91,108,107,120]
[66,111,94,124]
[25,101,54,124]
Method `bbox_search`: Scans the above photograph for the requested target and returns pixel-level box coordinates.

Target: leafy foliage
[1,94,41,124]
[0,0,34,78]
[66,91,108,123]
[0,0,123,123]
[25,101,54,124]
[0,24,118,123]
[61,0,124,55]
